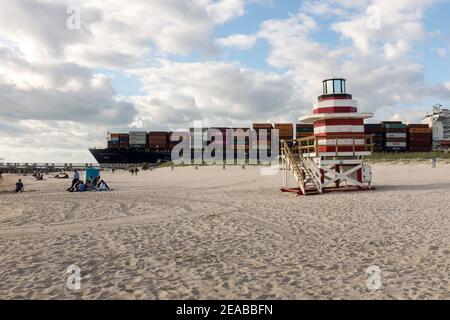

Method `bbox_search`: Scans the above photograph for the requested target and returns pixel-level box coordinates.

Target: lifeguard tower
[281,78,374,195]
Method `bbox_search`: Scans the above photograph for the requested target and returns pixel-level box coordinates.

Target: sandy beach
[0,163,449,300]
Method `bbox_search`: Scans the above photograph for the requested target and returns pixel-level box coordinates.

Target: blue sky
[110,0,450,99]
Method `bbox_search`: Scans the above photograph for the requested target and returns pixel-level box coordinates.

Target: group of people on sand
[67,169,110,192]
[32,172,44,180]
[3,169,111,194]
[129,168,139,176]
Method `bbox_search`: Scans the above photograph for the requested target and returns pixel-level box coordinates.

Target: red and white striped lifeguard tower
[281,78,374,195]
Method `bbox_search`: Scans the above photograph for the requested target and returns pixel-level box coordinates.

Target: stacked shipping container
[129,131,147,149]
[108,120,435,155]
[253,123,273,150]
[108,133,120,149]
[232,128,251,152]
[296,124,314,139]
[148,132,169,151]
[382,122,407,152]
[364,124,383,152]
[209,127,229,151]
[408,124,431,152]
[275,123,293,148]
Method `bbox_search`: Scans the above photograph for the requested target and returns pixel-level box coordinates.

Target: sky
[0,0,450,162]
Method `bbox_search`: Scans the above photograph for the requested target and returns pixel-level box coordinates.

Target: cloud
[256,2,443,119]
[197,0,246,24]
[431,47,448,58]
[0,45,136,124]
[216,34,257,50]
[0,0,249,161]
[0,0,246,68]
[330,0,435,57]
[128,60,302,127]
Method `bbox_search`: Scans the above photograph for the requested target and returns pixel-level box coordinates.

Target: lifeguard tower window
[323,79,346,95]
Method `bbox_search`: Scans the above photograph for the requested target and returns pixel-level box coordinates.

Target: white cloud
[257,5,440,120]
[332,0,434,57]
[197,0,246,24]
[0,0,250,161]
[431,47,448,58]
[128,60,302,127]
[0,0,246,68]
[216,34,257,50]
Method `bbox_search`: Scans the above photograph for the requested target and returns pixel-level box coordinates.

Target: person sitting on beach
[76,181,86,192]
[96,180,110,192]
[93,176,100,188]
[68,180,80,192]
[14,179,24,193]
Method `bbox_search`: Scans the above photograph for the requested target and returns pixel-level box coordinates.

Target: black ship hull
[89,148,172,165]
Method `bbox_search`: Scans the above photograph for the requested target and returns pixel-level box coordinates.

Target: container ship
[89,106,447,165]
[89,131,172,165]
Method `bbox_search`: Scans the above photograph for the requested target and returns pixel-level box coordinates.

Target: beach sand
[0,163,449,299]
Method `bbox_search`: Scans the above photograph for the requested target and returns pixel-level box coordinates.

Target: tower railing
[296,135,374,157]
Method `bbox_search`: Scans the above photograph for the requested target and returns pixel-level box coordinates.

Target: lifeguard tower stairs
[281,78,374,196]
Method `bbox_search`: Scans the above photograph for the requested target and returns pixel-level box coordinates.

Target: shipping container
[386,133,407,138]
[386,137,407,143]
[408,124,429,129]
[386,142,407,147]
[232,128,251,147]
[252,124,272,146]
[384,123,406,129]
[384,128,407,133]
[382,121,403,125]
[274,123,294,138]
[148,132,169,150]
[409,128,431,134]
[209,127,230,147]
[253,123,273,129]
[296,124,314,132]
[108,141,119,149]
[119,134,129,141]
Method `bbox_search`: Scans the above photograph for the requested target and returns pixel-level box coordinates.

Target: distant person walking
[14,179,24,193]
[0,170,3,185]
[112,168,115,174]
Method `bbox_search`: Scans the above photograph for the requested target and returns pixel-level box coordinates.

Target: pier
[0,162,100,173]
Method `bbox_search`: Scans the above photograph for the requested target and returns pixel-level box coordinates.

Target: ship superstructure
[424,104,450,151]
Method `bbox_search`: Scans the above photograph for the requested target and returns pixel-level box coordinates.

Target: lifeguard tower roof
[299,78,373,123]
